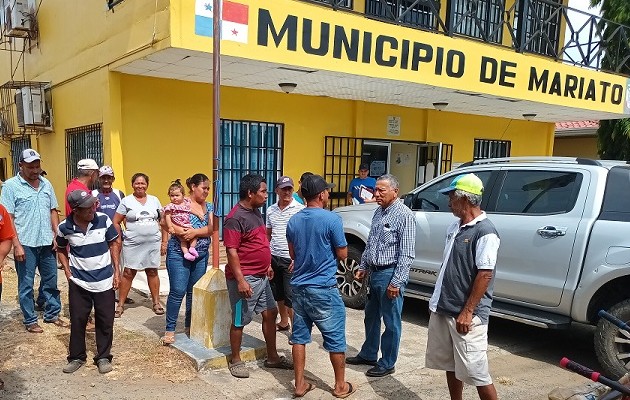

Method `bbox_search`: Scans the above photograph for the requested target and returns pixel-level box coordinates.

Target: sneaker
[63,359,85,374]
[96,359,113,374]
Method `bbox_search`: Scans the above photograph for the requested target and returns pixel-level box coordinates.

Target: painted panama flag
[195,0,249,44]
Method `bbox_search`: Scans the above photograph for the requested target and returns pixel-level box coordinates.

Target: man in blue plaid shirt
[346,174,416,377]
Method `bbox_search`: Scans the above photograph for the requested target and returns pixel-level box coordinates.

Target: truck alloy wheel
[336,244,368,309]
[595,300,630,379]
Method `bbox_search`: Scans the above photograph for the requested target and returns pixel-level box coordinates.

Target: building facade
[0,0,628,215]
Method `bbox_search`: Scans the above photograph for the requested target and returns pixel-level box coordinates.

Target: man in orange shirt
[0,203,16,391]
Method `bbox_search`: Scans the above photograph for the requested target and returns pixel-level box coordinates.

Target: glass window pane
[495,171,580,214]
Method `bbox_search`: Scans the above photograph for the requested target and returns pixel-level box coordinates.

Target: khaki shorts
[425,311,493,386]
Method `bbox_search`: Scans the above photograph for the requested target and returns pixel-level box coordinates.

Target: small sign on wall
[387,116,401,136]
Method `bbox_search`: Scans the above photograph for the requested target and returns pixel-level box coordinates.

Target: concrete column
[190,268,232,348]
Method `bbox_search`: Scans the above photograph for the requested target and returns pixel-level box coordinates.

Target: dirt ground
[0,259,615,400]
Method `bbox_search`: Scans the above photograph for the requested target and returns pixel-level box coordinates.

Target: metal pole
[212,0,221,269]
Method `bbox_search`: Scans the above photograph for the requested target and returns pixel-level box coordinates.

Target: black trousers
[68,281,115,363]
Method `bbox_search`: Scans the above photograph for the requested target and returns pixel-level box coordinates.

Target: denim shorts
[291,285,346,353]
[226,275,276,327]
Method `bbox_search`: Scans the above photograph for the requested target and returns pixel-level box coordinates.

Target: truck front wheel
[336,243,368,309]
[595,300,630,379]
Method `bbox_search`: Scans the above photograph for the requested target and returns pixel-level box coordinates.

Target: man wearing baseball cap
[92,166,125,221]
[425,173,500,400]
[56,190,121,374]
[65,159,99,217]
[266,176,304,333]
[347,163,377,205]
[286,175,355,398]
[0,148,67,333]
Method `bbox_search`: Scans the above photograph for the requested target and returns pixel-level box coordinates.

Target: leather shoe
[366,365,395,377]
[346,355,377,366]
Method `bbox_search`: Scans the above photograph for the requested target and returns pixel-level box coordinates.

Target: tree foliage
[590,0,630,160]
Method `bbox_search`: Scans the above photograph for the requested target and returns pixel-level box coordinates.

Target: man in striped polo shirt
[56,190,121,374]
[266,176,304,332]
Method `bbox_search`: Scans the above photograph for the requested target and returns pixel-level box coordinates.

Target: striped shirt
[266,199,304,259]
[0,174,58,247]
[56,212,119,292]
[359,199,416,288]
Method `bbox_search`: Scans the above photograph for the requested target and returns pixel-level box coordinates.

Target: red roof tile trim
[555,120,599,130]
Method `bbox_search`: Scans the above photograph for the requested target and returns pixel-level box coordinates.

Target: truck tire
[336,243,367,309]
[594,300,630,379]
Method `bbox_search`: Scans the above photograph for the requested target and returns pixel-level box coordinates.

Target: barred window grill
[311,0,352,8]
[450,0,504,43]
[473,138,511,159]
[517,0,561,57]
[366,0,437,30]
[10,136,32,177]
[218,119,284,231]
[65,124,104,184]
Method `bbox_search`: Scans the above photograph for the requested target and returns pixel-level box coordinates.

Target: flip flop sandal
[293,382,316,398]
[333,382,356,399]
[161,331,175,346]
[228,360,249,378]
[276,323,290,331]
[152,303,165,315]
[264,355,294,370]
[114,305,124,318]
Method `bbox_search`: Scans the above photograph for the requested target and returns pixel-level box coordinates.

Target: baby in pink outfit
[164,180,198,261]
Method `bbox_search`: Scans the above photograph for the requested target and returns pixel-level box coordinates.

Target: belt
[370,264,395,271]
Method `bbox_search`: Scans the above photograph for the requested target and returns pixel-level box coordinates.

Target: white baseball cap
[99,165,114,177]
[77,159,99,170]
[20,149,41,163]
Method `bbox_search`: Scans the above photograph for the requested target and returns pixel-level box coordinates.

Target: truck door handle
[537,226,567,239]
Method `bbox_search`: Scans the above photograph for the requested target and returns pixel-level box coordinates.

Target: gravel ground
[0,259,608,400]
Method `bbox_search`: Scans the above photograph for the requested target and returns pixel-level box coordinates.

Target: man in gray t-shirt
[425,173,500,400]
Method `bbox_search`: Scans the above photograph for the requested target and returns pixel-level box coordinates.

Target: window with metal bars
[65,124,104,184]
[517,0,561,57]
[473,138,511,159]
[10,136,32,177]
[311,0,352,8]
[218,119,284,231]
[365,0,438,30]
[449,0,504,44]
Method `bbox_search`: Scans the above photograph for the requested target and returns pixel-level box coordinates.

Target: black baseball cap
[359,163,369,171]
[300,174,335,199]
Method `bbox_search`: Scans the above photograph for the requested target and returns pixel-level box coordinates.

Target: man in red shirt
[223,174,293,378]
[65,159,99,217]
[0,203,17,390]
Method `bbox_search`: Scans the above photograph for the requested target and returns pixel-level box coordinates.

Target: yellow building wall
[117,74,552,205]
[427,110,553,162]
[553,136,599,159]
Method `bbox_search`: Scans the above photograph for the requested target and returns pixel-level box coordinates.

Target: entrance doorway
[324,136,453,209]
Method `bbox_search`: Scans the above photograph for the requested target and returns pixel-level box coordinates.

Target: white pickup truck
[334,157,630,377]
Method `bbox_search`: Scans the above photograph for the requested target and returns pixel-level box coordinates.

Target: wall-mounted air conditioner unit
[15,86,45,127]
[3,0,32,37]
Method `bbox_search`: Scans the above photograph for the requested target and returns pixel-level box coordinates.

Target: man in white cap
[65,159,99,217]
[425,173,500,400]
[92,166,125,221]
[92,166,130,305]
[0,149,68,333]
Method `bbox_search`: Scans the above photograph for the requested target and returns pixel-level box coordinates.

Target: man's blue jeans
[165,238,209,332]
[16,245,61,325]
[358,268,405,370]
